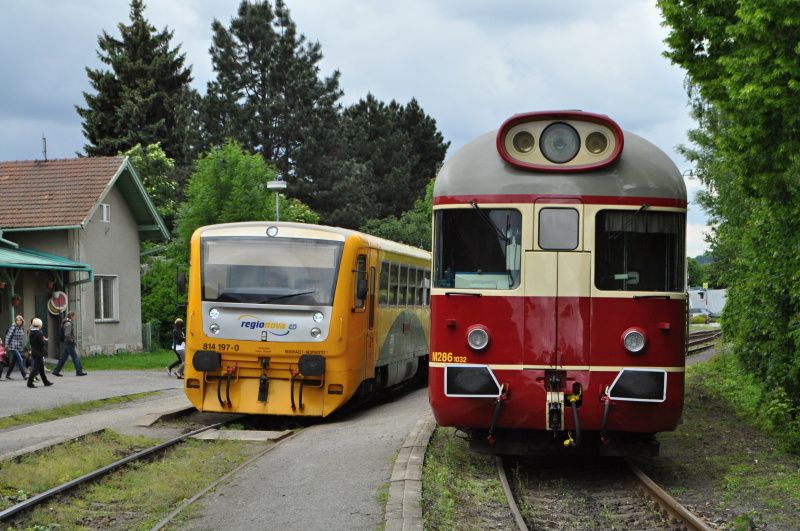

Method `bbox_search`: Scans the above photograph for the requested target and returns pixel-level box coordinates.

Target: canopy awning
[0,246,93,281]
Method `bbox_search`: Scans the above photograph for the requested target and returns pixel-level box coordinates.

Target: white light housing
[466,326,490,351]
[313,311,324,323]
[209,323,221,335]
[623,329,646,354]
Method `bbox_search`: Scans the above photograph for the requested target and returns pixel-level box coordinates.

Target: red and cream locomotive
[428,111,687,455]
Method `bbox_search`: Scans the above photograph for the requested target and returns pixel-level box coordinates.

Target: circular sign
[48,291,68,314]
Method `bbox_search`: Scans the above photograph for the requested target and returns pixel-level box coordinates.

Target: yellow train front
[184,222,431,416]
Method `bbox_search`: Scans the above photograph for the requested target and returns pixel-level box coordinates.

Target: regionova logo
[237,315,297,336]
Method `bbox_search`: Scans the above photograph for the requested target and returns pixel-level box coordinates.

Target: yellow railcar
[183,221,431,416]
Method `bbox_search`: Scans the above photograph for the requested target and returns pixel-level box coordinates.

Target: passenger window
[398,265,408,305]
[379,261,389,305]
[415,268,424,305]
[424,270,431,305]
[539,208,579,250]
[389,263,399,305]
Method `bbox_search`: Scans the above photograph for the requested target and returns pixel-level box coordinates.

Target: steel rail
[627,460,713,531]
[496,456,529,531]
[0,419,235,522]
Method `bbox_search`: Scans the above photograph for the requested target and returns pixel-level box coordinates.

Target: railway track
[498,456,714,530]
[687,329,722,355]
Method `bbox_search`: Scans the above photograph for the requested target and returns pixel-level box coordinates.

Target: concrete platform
[191,429,291,442]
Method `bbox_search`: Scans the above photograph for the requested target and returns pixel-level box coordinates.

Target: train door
[526,202,591,369]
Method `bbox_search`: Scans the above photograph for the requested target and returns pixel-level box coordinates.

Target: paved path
[182,387,430,531]
[0,369,190,460]
[0,368,183,417]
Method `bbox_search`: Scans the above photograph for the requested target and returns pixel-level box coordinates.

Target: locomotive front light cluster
[466,326,490,351]
[622,328,647,354]
[540,122,580,163]
[496,111,624,172]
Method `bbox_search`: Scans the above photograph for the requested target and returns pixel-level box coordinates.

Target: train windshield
[595,210,685,292]
[434,208,522,289]
[201,237,343,305]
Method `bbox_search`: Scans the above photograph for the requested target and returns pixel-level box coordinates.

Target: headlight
[622,329,646,354]
[209,323,221,335]
[209,308,220,319]
[466,326,490,351]
[540,122,580,163]
[313,311,324,323]
[512,131,535,153]
[310,327,322,338]
[585,131,608,154]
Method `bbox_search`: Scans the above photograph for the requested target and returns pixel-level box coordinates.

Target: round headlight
[512,131,535,153]
[540,122,580,163]
[623,329,646,354]
[466,326,490,351]
[209,308,220,319]
[313,311,324,323]
[585,132,608,154]
[310,327,322,338]
[209,323,221,335]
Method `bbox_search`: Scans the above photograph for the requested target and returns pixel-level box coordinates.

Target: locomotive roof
[434,129,686,202]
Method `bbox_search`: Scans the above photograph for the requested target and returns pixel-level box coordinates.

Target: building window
[100,203,111,222]
[94,275,118,321]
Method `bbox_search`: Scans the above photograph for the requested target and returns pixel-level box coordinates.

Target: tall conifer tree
[202,0,343,206]
[77,0,194,164]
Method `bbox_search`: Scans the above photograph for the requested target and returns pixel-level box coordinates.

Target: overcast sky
[0,0,710,256]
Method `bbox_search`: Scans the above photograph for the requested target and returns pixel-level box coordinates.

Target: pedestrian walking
[27,318,53,388]
[51,311,87,377]
[167,318,186,378]
[4,315,29,380]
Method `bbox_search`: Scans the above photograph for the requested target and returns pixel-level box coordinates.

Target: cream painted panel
[524,252,557,297]
[557,252,591,297]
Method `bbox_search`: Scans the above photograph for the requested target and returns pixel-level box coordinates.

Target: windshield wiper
[470,201,509,243]
[261,290,316,304]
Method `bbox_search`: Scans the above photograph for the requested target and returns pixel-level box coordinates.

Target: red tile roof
[0,157,125,229]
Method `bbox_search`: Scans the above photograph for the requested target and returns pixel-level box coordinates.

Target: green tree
[325,95,448,228]
[125,143,178,230]
[687,257,705,288]
[659,0,800,402]
[201,0,342,205]
[175,140,319,249]
[361,179,434,250]
[77,0,194,164]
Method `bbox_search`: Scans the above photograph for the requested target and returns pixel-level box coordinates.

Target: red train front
[428,111,687,455]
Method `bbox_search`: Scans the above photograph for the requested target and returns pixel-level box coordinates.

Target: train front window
[434,208,522,290]
[595,210,685,292]
[201,237,343,305]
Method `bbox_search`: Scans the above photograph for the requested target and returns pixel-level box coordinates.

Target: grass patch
[54,349,178,371]
[0,392,157,430]
[0,431,157,511]
[422,428,510,530]
[4,431,264,529]
[634,350,800,528]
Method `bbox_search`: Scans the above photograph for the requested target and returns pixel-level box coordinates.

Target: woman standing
[4,315,28,380]
[27,318,52,388]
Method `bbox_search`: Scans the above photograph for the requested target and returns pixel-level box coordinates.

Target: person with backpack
[51,311,87,377]
[4,315,29,380]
